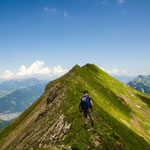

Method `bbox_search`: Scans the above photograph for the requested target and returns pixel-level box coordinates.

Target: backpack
[81,96,90,109]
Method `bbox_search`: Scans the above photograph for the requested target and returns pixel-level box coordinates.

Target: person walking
[79,90,94,129]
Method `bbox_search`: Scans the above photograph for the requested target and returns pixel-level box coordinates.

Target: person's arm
[90,100,94,111]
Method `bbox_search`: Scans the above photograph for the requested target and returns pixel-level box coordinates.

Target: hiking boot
[84,124,87,129]
[91,121,94,127]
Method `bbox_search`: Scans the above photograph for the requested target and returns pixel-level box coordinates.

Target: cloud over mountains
[0,61,67,80]
[100,67,128,75]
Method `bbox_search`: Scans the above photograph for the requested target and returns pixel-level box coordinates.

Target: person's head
[84,90,88,95]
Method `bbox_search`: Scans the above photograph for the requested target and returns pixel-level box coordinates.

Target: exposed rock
[46,83,66,105]
[38,114,71,146]
[34,110,47,123]
[90,135,101,147]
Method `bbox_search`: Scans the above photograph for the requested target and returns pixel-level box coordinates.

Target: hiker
[79,90,94,128]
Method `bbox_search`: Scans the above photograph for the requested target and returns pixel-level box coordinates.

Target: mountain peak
[70,63,99,73]
[82,63,96,68]
[71,64,81,71]
[138,75,145,79]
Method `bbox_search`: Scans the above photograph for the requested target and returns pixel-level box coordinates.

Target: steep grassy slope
[0,64,150,150]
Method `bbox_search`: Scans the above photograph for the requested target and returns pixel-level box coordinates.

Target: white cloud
[99,67,129,75]
[52,66,67,76]
[64,11,68,17]
[0,61,67,80]
[44,7,49,12]
[16,61,51,77]
[44,7,68,17]
[107,69,119,74]
[44,7,57,14]
[0,70,14,79]
[118,0,125,4]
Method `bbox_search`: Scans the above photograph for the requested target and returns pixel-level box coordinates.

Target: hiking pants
[82,108,93,124]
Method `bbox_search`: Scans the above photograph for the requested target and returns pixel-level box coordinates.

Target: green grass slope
[0,64,150,150]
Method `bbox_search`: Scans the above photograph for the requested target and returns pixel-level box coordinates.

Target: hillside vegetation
[0,64,150,150]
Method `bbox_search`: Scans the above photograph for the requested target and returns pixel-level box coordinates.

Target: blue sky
[0,0,150,80]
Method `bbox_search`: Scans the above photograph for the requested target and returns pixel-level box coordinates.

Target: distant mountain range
[0,78,48,98]
[0,84,46,113]
[0,77,46,91]
[0,78,48,130]
[128,75,150,94]
[113,75,136,84]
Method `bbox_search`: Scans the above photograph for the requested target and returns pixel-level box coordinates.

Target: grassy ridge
[0,64,149,150]
[60,66,150,149]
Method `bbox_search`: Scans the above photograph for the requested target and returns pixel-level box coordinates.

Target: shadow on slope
[135,93,150,107]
